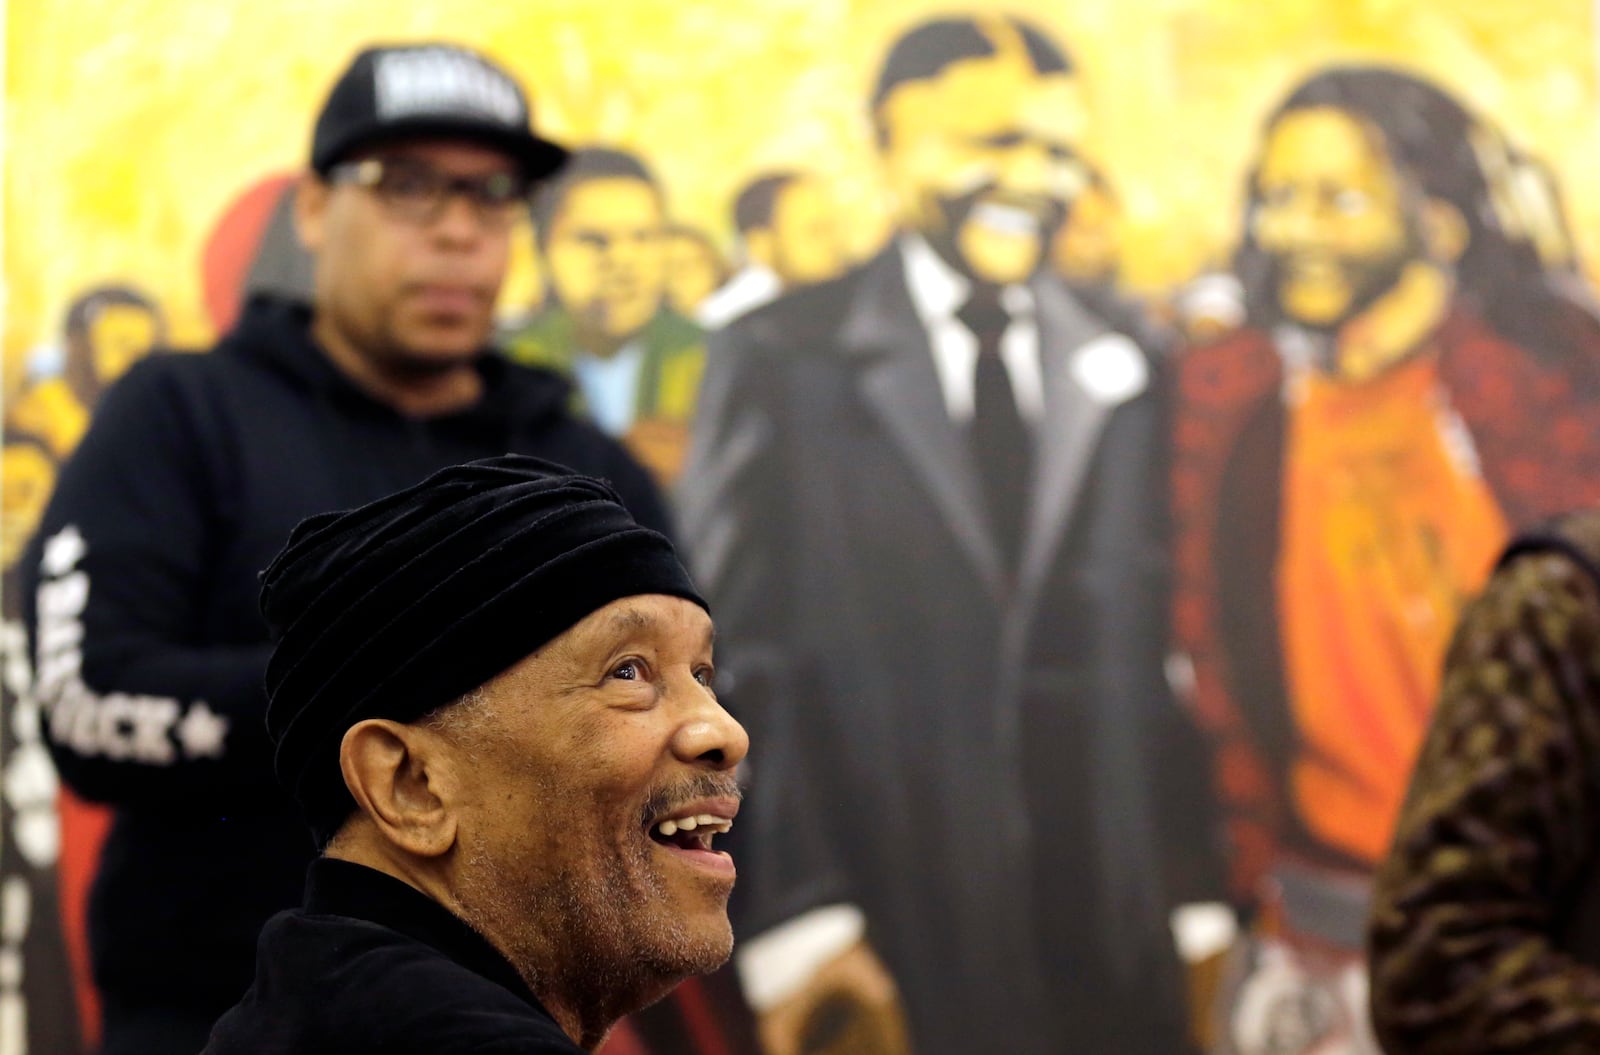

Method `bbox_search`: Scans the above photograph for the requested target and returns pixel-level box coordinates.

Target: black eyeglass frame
[325,156,533,229]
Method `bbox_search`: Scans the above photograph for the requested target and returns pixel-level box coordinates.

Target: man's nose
[607,234,656,269]
[428,191,485,245]
[673,690,750,772]
[1262,192,1334,250]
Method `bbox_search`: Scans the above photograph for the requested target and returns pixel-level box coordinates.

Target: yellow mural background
[5,0,1598,402]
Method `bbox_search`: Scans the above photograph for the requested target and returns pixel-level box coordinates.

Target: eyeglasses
[326,157,531,229]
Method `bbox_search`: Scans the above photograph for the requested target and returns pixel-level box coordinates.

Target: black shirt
[204,858,583,1053]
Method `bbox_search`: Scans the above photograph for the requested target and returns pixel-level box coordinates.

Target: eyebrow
[598,605,716,649]
[603,608,655,636]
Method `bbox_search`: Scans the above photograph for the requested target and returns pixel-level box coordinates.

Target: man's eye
[694,667,715,688]
[610,660,641,681]
[380,167,438,200]
[475,173,527,207]
[975,130,1027,150]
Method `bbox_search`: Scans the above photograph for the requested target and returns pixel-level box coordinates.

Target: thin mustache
[956,186,1066,232]
[638,775,743,828]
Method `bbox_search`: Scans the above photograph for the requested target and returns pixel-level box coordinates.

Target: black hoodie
[22,296,670,1040]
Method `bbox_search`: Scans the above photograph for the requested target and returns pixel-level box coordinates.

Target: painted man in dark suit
[682,14,1215,1055]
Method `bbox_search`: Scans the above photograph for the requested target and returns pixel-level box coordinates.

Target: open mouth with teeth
[649,812,733,853]
[968,199,1044,237]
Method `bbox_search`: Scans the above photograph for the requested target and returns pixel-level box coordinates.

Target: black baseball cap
[310,43,569,179]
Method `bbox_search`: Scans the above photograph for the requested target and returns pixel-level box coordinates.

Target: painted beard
[930,184,1067,282]
[571,290,652,346]
[1266,217,1425,334]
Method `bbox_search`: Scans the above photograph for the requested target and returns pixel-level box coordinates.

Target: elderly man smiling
[202,455,747,1054]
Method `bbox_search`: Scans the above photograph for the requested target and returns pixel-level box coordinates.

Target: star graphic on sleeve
[41,526,87,578]
[176,702,229,760]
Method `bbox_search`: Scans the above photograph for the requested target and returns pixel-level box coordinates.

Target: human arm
[1369,548,1600,1055]
[745,936,909,1055]
[24,361,278,808]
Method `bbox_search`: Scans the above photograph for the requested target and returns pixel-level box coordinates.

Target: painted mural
[5,2,1600,1054]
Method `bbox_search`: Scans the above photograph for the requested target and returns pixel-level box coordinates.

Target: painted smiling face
[877,29,1088,285]
[1253,107,1419,330]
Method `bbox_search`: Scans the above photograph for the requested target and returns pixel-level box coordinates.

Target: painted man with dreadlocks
[1170,65,1600,1055]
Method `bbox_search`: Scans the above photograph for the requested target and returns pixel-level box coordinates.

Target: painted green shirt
[502,305,706,428]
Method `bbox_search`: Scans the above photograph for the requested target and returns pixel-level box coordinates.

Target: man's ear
[339,719,458,858]
[293,172,330,255]
[1421,197,1469,266]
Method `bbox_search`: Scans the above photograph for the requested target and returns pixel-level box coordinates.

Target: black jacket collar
[304,857,548,1015]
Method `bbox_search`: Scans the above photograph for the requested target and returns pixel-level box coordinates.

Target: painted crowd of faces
[9,67,1588,547]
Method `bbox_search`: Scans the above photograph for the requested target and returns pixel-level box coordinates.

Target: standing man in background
[684,14,1218,1055]
[25,42,669,1055]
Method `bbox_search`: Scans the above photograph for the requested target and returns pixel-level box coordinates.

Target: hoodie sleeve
[24,359,278,809]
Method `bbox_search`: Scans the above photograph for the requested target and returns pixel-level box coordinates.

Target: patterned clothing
[1369,510,1600,1055]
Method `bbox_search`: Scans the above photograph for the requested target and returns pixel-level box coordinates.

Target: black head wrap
[259,454,705,844]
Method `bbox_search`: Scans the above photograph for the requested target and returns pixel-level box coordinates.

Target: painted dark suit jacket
[681,245,1214,1055]
[1171,302,1600,890]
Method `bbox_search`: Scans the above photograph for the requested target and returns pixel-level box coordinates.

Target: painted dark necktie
[957,284,1031,573]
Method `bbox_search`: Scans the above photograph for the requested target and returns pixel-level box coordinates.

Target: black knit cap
[259,454,705,845]
[310,42,568,179]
